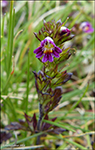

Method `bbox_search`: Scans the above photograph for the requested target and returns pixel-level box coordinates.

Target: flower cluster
[32,19,75,145]
[33,19,74,114]
[34,19,74,63]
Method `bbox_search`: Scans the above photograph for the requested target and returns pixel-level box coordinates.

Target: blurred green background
[1,1,95,149]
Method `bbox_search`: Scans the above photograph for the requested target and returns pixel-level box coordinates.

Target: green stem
[26,49,30,113]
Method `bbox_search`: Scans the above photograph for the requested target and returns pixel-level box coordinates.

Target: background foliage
[1,1,95,149]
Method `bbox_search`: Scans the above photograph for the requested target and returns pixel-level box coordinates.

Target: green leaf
[43,119,76,132]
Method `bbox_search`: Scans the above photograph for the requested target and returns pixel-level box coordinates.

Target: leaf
[1,132,45,149]
[32,113,37,130]
[5,122,23,130]
[64,138,86,149]
[41,114,51,131]
[43,86,63,114]
[0,131,12,144]
[57,49,71,64]
[53,86,63,97]
[50,128,66,135]
[54,71,73,86]
[5,113,38,132]
[43,120,75,132]
[24,113,32,126]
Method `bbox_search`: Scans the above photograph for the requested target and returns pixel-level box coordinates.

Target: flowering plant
[4,19,75,145]
[33,19,74,144]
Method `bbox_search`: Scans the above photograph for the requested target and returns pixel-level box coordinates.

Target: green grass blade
[64,138,87,149]
[1,132,45,149]
[25,50,30,113]
[43,119,75,132]
[63,83,89,118]
[7,1,14,77]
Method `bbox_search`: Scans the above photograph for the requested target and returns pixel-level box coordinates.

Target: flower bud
[60,26,70,36]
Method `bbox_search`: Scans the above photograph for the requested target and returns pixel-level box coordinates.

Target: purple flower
[2,0,8,7]
[34,37,62,62]
[60,26,70,36]
[80,22,94,33]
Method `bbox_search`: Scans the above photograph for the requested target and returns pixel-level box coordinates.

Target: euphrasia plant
[5,19,75,145]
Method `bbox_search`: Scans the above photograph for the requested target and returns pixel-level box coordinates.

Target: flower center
[44,43,54,54]
[84,26,89,31]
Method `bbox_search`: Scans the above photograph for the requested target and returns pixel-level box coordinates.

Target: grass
[1,1,95,149]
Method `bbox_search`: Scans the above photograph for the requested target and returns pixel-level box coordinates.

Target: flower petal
[54,46,62,53]
[41,37,56,47]
[81,22,90,28]
[42,53,53,62]
[42,54,48,62]
[60,27,70,36]
[2,0,8,7]
[36,51,43,58]
[84,28,94,33]
[48,53,53,62]
[33,46,42,54]
[52,50,59,58]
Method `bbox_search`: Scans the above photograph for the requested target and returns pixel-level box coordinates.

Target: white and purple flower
[2,0,8,8]
[80,22,94,33]
[34,37,62,62]
[60,26,70,36]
